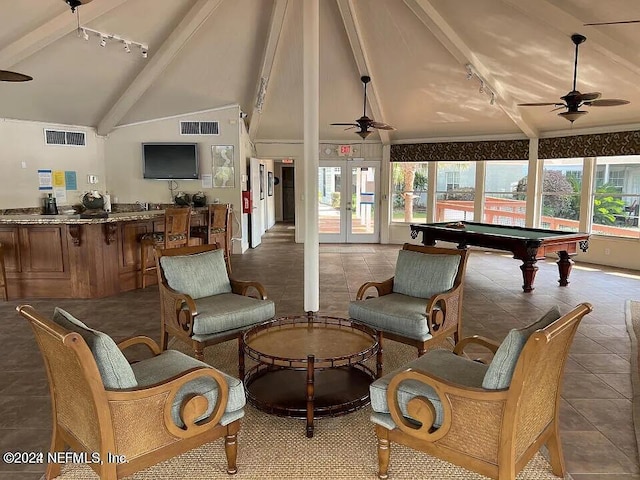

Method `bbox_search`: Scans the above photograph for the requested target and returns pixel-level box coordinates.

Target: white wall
[0,118,104,209]
[105,105,241,204]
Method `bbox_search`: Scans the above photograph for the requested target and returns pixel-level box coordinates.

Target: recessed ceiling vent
[180,121,219,135]
[44,129,86,146]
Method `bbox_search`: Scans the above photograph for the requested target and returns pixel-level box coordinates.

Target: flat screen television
[142,143,199,180]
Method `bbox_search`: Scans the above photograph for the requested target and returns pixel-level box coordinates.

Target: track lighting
[78,27,149,58]
[465,63,497,106]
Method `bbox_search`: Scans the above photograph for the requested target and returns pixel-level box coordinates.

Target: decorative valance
[538,130,640,159]
[390,139,529,162]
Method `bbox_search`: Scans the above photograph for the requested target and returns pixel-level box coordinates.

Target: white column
[525,138,540,228]
[303,0,319,313]
[580,157,596,232]
[474,161,486,222]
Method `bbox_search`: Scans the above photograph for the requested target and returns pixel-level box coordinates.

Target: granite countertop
[0,211,168,225]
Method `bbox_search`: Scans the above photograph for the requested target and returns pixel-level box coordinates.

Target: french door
[318,160,379,243]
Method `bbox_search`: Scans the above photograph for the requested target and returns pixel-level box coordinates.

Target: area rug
[54,340,571,480]
[626,299,640,456]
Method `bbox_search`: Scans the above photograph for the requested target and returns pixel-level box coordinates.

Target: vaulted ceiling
[1,0,640,143]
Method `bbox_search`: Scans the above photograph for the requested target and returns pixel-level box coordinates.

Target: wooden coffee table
[242,314,378,437]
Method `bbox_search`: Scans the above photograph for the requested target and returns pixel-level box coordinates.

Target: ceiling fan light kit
[331,75,395,139]
[518,33,630,123]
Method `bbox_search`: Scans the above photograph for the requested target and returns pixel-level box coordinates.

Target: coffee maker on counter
[43,193,58,215]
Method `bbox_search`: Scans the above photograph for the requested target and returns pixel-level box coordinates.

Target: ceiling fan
[64,0,93,13]
[331,75,395,139]
[0,70,32,82]
[584,20,640,26]
[518,33,630,123]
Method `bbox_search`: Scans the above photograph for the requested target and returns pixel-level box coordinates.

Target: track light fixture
[465,64,497,106]
[78,27,149,58]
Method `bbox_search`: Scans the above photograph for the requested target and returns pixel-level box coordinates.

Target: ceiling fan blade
[369,121,395,130]
[577,92,601,102]
[550,105,567,112]
[343,126,357,131]
[586,98,631,107]
[584,20,640,26]
[0,70,33,82]
[331,122,359,127]
[517,102,559,106]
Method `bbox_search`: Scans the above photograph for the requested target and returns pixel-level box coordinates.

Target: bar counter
[0,210,205,299]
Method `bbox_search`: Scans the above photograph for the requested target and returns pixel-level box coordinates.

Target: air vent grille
[44,129,86,146]
[180,121,219,135]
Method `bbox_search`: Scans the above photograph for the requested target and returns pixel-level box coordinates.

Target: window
[445,171,460,190]
[483,160,528,226]
[592,157,640,238]
[540,158,582,231]
[391,162,428,223]
[436,162,476,222]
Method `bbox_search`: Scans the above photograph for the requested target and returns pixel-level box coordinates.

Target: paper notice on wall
[53,187,67,204]
[38,169,53,190]
[201,174,213,189]
[65,171,77,190]
[52,170,65,188]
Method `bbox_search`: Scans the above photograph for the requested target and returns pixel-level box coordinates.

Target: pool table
[410,222,590,292]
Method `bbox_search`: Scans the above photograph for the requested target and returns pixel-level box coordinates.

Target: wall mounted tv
[142,143,199,180]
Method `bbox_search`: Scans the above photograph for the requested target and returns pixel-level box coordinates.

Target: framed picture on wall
[259,164,265,200]
[211,145,235,188]
[268,171,273,196]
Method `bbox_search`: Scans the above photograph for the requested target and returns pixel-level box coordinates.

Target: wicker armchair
[369,302,593,480]
[349,243,468,377]
[156,244,275,377]
[18,304,245,480]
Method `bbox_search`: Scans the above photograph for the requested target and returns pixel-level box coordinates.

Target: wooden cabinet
[0,210,207,299]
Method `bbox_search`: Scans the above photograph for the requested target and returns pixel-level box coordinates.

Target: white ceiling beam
[336,0,391,145]
[0,0,130,69]
[502,0,640,78]
[97,0,223,136]
[248,0,288,140]
[403,0,538,139]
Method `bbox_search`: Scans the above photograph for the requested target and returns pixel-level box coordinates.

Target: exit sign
[338,145,352,157]
[282,158,294,164]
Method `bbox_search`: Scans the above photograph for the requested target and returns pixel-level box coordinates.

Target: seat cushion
[192,293,275,336]
[52,308,138,390]
[131,350,245,427]
[349,293,435,341]
[370,349,488,428]
[160,248,232,300]
[141,232,188,243]
[392,250,461,299]
[482,306,561,390]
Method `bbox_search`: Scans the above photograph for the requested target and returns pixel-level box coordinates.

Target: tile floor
[1,222,639,479]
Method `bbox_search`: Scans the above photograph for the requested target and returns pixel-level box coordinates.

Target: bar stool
[0,243,7,301]
[191,203,232,271]
[139,207,192,288]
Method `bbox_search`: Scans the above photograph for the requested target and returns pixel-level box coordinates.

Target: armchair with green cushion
[18,305,245,480]
[368,302,592,480]
[155,244,275,378]
[349,243,468,377]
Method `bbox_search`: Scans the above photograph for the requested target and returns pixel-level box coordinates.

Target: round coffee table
[242,314,378,437]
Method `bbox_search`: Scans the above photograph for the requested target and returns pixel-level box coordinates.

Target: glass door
[318,161,379,243]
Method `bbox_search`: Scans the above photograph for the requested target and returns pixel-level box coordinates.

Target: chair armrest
[158,282,198,336]
[386,367,508,442]
[453,335,500,357]
[424,284,462,337]
[229,278,268,299]
[356,277,394,300]
[116,336,162,356]
[107,366,230,440]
